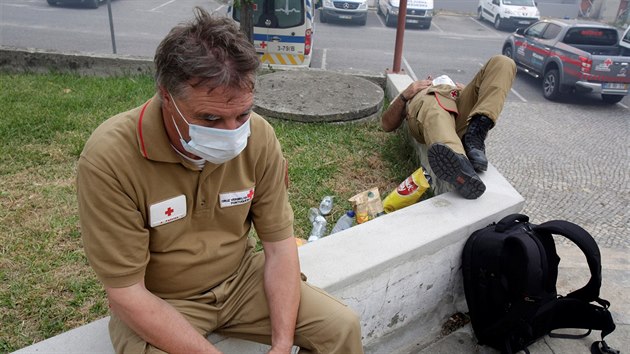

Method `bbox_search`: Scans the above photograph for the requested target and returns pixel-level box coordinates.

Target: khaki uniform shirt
[77,96,293,299]
[406,84,462,145]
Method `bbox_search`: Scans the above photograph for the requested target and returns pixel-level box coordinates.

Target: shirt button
[200,200,206,206]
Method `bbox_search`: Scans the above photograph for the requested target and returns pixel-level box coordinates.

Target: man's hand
[262,237,301,354]
[400,77,433,101]
[106,282,222,354]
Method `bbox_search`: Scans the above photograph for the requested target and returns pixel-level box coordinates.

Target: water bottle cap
[347,210,355,217]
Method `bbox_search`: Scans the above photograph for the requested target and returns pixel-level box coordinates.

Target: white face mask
[169,92,251,165]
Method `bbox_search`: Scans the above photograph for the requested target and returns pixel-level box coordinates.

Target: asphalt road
[1,0,628,248]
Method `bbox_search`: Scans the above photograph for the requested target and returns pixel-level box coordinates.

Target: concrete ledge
[0,46,153,76]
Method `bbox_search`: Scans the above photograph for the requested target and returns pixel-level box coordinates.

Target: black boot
[463,115,494,172]
[428,143,486,199]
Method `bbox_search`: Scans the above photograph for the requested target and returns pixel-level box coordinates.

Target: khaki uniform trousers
[109,248,363,354]
[406,55,516,155]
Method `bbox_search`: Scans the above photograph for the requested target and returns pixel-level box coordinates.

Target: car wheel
[601,94,624,104]
[385,11,396,27]
[502,45,513,59]
[477,7,483,21]
[542,69,561,101]
[87,0,99,8]
[494,16,502,30]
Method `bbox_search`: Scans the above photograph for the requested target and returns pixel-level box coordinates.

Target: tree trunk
[240,1,254,43]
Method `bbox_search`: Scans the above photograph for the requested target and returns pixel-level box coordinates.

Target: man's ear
[158,86,170,103]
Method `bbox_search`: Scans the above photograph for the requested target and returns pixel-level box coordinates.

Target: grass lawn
[0,72,416,352]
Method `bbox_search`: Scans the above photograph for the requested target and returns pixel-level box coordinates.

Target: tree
[235,0,255,43]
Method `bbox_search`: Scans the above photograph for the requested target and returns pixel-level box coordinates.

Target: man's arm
[261,237,301,354]
[106,282,222,354]
[381,79,433,132]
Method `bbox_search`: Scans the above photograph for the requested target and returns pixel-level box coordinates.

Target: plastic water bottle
[307,207,320,223]
[308,215,327,242]
[331,210,356,234]
[319,196,333,216]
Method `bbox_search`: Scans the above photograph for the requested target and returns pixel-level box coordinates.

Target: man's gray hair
[154,7,259,97]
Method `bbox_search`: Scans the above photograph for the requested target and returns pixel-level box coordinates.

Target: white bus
[228,0,315,68]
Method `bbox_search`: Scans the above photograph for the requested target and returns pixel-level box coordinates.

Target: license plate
[603,83,628,90]
[339,15,352,19]
[519,21,530,24]
[407,19,419,23]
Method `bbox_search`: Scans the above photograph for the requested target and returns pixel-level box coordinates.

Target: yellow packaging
[383,167,430,213]
[348,187,384,224]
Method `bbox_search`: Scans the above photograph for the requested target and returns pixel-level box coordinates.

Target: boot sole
[428,144,486,199]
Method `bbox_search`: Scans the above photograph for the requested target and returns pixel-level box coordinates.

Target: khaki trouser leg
[216,252,364,354]
[416,94,466,155]
[108,250,363,354]
[455,55,516,137]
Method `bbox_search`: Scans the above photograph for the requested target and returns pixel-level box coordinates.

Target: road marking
[150,0,177,12]
[321,48,327,70]
[510,88,527,102]
[403,56,417,81]
[469,17,501,37]
[618,102,629,109]
[478,62,526,102]
[214,5,226,15]
[376,12,386,27]
[431,21,444,33]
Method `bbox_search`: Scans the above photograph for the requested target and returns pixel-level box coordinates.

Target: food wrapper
[348,187,384,224]
[383,167,431,214]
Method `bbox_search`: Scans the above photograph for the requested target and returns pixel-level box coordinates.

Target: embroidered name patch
[219,187,255,208]
[149,195,187,227]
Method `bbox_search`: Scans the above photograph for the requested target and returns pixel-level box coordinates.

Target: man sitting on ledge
[381,55,516,199]
[76,8,362,354]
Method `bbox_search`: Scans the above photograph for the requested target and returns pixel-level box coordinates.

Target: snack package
[348,187,384,224]
[383,166,431,214]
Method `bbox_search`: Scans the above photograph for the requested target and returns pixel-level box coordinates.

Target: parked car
[319,0,368,25]
[47,0,102,9]
[503,19,630,103]
[478,0,540,31]
[376,0,433,29]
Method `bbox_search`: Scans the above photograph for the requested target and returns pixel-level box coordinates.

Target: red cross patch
[450,90,459,99]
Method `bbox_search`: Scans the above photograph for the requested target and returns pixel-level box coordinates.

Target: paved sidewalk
[410,245,630,353]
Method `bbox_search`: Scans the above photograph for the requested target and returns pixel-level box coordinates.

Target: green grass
[0,72,416,352]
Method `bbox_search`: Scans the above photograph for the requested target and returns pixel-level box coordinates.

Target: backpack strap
[533,220,603,302]
[495,213,530,232]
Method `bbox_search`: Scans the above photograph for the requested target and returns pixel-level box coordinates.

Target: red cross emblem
[450,90,459,99]
[604,58,613,66]
[165,207,174,216]
[260,41,267,49]
[247,189,255,199]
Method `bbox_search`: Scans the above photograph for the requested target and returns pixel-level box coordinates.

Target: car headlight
[391,7,399,15]
[426,9,432,16]
[323,0,333,7]
[504,8,513,15]
[358,2,368,9]
[535,10,540,17]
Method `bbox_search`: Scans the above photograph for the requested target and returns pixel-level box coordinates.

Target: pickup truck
[502,19,630,104]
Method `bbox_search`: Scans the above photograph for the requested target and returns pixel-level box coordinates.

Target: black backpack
[462,214,618,354]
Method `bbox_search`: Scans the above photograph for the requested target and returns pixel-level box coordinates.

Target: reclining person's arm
[381,79,433,132]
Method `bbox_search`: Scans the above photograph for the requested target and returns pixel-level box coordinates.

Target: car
[319,0,368,25]
[503,19,630,103]
[47,0,103,9]
[478,0,540,31]
[377,0,433,29]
